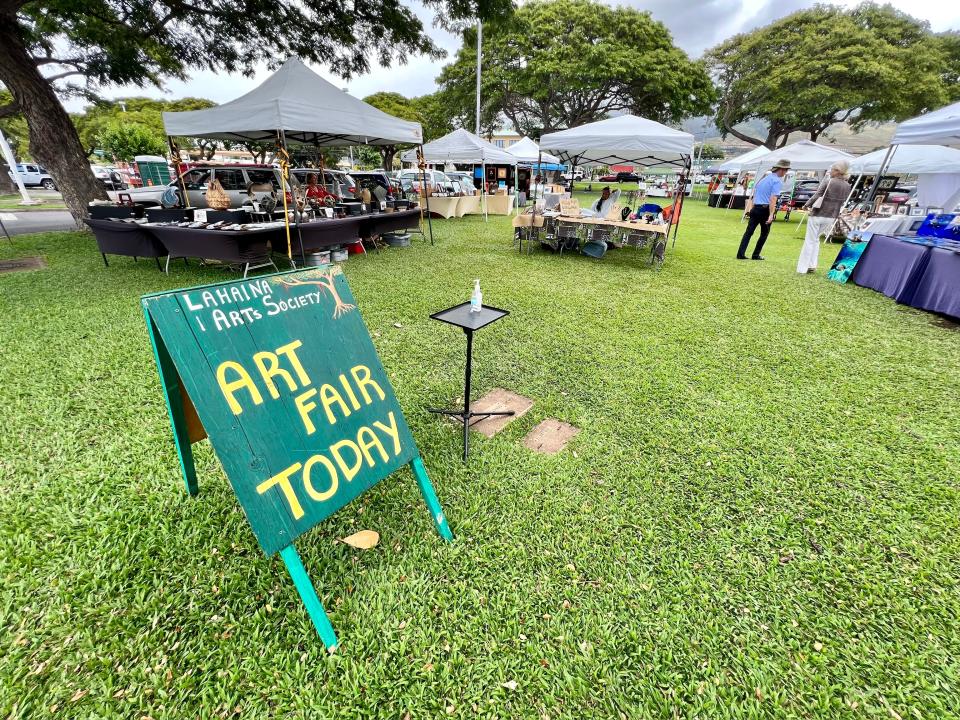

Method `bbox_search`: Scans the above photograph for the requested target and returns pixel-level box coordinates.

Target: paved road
[0,210,76,237]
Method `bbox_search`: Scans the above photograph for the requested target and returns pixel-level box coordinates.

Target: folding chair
[556,221,580,256]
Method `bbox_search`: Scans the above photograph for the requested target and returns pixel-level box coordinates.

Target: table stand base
[428,408,515,461]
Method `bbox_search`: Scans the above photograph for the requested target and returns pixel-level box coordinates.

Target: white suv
[10,163,57,190]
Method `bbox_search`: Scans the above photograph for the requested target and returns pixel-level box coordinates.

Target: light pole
[475,20,482,137]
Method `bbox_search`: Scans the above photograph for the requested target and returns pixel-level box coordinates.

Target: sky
[62,0,960,112]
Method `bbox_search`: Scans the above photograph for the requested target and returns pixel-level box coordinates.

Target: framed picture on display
[497,168,507,179]
[896,204,908,215]
[877,204,895,215]
[927,207,943,215]
[909,206,925,216]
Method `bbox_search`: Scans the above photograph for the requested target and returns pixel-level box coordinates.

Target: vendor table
[859,215,913,236]
[427,197,461,218]
[271,216,364,258]
[708,193,745,209]
[427,302,513,461]
[359,208,421,238]
[852,233,931,304]
[146,224,281,277]
[456,195,481,216]
[905,247,960,320]
[484,194,512,215]
[84,218,168,269]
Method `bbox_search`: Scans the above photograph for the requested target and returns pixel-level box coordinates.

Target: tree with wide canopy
[0,0,511,224]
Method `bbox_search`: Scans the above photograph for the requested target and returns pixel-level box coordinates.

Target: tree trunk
[0,162,15,194]
[379,145,396,171]
[0,19,107,226]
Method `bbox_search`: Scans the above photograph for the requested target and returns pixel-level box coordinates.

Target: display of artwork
[827,231,872,284]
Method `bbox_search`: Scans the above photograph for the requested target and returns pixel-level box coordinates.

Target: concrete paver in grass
[0,257,46,274]
[460,388,533,437]
[523,418,581,454]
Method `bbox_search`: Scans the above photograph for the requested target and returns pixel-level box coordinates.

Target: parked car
[120,164,288,208]
[91,165,127,191]
[886,185,916,205]
[350,170,402,198]
[598,173,618,182]
[397,168,450,186]
[9,163,56,190]
[615,171,640,183]
[785,179,821,208]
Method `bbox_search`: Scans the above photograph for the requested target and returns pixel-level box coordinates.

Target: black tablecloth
[270,216,364,256]
[84,218,167,259]
[852,234,931,304]
[910,247,960,320]
[360,209,421,238]
[147,225,281,263]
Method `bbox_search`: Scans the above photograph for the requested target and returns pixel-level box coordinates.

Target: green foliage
[696,143,724,160]
[0,90,30,160]
[2,203,960,717]
[97,121,167,162]
[72,97,217,158]
[362,92,455,168]
[436,0,715,135]
[937,32,960,102]
[708,3,957,147]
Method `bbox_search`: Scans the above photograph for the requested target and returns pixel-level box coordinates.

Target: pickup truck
[9,163,57,190]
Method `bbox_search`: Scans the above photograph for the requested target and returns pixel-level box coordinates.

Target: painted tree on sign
[281,267,356,319]
[707,4,957,148]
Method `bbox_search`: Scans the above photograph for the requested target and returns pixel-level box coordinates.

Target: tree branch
[0,101,20,118]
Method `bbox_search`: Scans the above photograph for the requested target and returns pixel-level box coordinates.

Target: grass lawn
[2,199,959,718]
[0,193,68,211]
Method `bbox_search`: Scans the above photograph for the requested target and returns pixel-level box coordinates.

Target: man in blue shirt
[737,158,791,260]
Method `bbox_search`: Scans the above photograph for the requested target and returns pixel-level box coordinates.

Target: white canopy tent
[849,144,960,175]
[162,57,432,248]
[857,103,960,211]
[716,145,771,173]
[743,140,856,173]
[539,115,695,246]
[850,145,960,211]
[401,128,517,220]
[892,101,960,148]
[400,128,517,165]
[540,114,693,169]
[505,137,561,165]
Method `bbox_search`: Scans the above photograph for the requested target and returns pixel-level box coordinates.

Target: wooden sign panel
[142,266,424,555]
[142,267,451,648]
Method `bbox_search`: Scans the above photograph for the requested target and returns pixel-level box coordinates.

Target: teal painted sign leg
[280,544,338,650]
[411,456,454,542]
[142,306,199,496]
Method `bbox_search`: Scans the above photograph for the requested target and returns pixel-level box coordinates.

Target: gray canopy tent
[162,57,433,251]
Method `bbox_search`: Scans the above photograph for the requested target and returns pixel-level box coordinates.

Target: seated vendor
[304,173,333,201]
[581,186,620,217]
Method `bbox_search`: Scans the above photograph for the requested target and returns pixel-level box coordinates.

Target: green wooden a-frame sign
[141,266,452,650]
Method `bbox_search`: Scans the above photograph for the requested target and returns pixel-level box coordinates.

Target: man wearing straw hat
[736,158,791,260]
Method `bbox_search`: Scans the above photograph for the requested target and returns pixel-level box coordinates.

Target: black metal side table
[428,302,513,460]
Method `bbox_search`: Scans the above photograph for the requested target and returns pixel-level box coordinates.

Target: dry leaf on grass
[339,530,380,549]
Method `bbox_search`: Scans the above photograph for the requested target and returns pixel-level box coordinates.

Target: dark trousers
[738,204,772,258]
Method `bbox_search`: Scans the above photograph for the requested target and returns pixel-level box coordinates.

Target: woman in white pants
[798,161,851,273]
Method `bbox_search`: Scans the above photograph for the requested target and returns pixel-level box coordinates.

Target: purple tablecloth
[910,248,960,320]
[852,234,931,304]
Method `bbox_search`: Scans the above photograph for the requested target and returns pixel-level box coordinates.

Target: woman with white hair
[797,160,851,273]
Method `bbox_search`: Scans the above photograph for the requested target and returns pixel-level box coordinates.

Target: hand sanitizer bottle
[470,278,482,313]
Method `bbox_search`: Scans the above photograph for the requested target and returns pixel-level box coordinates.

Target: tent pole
[671,159,689,248]
[418,145,434,245]
[168,136,190,210]
[482,160,488,222]
[865,145,897,204]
